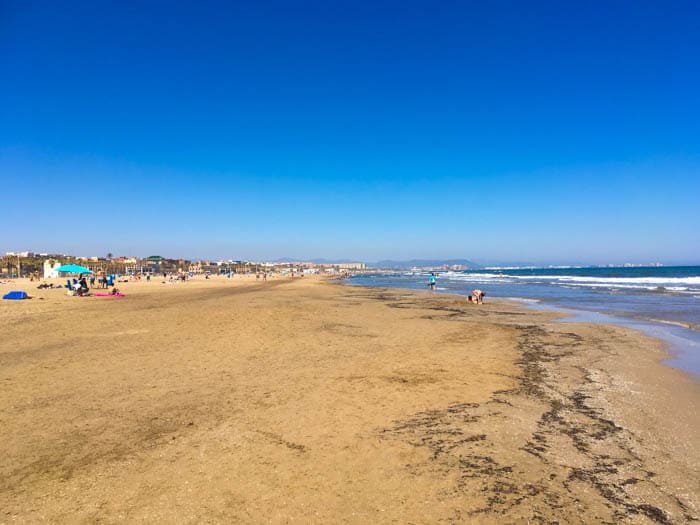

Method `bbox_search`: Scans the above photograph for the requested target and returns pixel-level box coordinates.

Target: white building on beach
[43,260,63,279]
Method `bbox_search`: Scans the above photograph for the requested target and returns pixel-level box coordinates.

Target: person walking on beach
[429,272,436,290]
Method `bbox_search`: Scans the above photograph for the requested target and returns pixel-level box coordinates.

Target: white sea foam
[439,272,700,288]
[502,297,541,304]
[441,272,516,282]
[561,283,675,291]
[512,275,700,285]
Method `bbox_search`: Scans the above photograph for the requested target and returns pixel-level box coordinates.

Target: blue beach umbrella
[55,264,93,274]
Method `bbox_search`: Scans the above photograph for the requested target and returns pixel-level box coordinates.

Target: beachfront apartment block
[335,262,366,270]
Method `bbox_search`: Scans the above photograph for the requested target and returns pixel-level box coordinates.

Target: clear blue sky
[2,1,699,264]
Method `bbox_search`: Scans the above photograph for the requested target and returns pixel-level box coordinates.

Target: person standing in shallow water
[429,272,436,290]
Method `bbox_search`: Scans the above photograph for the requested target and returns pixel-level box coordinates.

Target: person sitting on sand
[110,287,120,295]
[76,284,88,296]
[74,275,89,296]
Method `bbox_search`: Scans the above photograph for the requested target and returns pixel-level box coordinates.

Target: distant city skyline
[0,249,688,269]
[2,2,699,264]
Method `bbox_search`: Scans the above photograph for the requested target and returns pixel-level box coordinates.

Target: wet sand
[1,277,698,523]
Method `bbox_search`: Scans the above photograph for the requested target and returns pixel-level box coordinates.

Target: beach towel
[94,293,125,297]
[3,291,28,300]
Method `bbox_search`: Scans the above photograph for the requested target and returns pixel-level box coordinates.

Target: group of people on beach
[68,273,120,296]
[428,272,485,304]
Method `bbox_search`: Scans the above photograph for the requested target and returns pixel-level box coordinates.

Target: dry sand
[1,276,698,523]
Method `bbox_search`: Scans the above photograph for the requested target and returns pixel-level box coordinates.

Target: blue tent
[3,291,27,300]
[55,264,93,274]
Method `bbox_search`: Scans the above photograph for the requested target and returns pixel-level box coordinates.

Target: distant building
[44,260,63,279]
[337,262,366,270]
[142,255,165,273]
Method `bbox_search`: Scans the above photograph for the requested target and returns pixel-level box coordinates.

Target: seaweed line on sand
[374,298,696,524]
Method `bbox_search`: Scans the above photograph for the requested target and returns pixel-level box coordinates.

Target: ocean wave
[510,275,700,285]
[562,282,667,289]
[502,297,541,304]
[440,272,517,282]
[440,272,700,286]
[358,272,700,297]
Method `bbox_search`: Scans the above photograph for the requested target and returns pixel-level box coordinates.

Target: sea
[345,266,700,377]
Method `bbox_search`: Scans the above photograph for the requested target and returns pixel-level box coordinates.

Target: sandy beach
[1,276,698,523]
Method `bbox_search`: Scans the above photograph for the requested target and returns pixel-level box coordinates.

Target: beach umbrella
[55,264,93,274]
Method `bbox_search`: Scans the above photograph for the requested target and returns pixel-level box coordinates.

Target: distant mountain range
[369,259,483,269]
[478,261,539,268]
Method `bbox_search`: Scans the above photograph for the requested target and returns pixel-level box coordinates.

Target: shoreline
[328,283,700,520]
[343,278,700,379]
[1,277,698,522]
[522,301,700,380]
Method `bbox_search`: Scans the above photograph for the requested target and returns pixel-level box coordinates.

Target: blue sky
[2,1,699,264]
